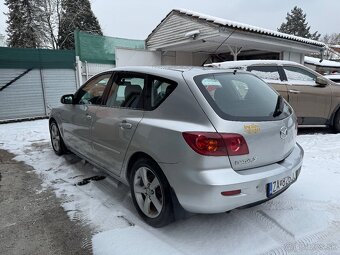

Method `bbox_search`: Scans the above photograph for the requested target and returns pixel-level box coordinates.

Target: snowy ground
[1,119,340,255]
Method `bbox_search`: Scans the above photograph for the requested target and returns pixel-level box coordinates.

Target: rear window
[194,72,292,121]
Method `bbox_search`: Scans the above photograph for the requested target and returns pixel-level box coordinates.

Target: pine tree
[58,0,102,49]
[278,6,321,41]
[5,0,49,48]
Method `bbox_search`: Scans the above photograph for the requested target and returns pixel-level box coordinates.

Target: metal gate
[0,47,77,122]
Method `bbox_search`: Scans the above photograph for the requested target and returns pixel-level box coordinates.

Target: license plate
[267,172,296,197]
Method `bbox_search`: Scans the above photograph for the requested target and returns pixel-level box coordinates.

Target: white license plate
[267,172,296,197]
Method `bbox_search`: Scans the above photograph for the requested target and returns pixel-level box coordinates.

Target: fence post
[75,56,82,88]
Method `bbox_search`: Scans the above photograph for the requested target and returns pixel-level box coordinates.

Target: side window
[283,66,316,85]
[76,74,111,105]
[106,74,145,109]
[247,66,281,82]
[150,78,176,109]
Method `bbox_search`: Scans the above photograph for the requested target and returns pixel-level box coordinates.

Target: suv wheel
[334,110,340,133]
[50,121,67,155]
[130,158,174,227]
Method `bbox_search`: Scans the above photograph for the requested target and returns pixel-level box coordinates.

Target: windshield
[194,72,292,121]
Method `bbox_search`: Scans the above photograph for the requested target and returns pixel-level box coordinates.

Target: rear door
[282,65,332,125]
[90,72,145,175]
[192,72,296,171]
[61,73,112,158]
[247,65,289,100]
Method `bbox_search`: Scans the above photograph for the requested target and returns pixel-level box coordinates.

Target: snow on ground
[1,120,340,254]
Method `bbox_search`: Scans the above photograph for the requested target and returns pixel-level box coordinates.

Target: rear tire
[49,121,67,155]
[333,110,340,133]
[130,158,174,227]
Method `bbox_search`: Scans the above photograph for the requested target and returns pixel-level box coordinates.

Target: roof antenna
[202,29,236,66]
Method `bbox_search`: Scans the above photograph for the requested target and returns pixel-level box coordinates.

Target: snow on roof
[304,56,340,68]
[324,74,340,80]
[173,9,325,48]
[206,60,300,69]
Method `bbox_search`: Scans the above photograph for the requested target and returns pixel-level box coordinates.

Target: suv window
[194,73,292,121]
[106,74,145,109]
[75,74,112,105]
[247,66,281,82]
[283,66,316,85]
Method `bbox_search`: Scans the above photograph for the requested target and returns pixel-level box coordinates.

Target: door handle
[119,121,132,129]
[288,89,301,94]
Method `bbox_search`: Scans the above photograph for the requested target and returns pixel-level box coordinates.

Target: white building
[116,9,325,67]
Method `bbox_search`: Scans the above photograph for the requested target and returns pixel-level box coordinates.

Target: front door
[91,72,145,175]
[283,66,332,125]
[62,73,112,158]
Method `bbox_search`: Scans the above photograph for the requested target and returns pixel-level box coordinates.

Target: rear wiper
[273,95,284,117]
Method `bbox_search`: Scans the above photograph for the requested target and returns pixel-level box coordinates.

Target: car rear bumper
[160,143,304,214]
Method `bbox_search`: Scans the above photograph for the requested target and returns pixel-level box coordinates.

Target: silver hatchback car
[50,66,304,227]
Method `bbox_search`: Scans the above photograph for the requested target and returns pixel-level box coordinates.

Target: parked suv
[207,60,340,132]
[50,67,303,227]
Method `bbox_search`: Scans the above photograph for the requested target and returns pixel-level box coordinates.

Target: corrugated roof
[147,9,325,48]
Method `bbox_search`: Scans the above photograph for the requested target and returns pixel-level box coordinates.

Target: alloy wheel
[133,167,164,218]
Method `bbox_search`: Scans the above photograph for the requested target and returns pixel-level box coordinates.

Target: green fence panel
[75,30,145,64]
[0,47,75,69]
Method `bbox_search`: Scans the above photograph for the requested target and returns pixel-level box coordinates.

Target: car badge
[280,126,288,139]
[244,124,260,135]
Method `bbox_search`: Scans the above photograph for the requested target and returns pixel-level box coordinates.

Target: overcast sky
[0,0,339,40]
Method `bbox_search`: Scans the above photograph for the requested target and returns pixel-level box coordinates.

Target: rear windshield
[194,72,292,121]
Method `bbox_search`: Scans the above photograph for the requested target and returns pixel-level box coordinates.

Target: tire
[49,121,67,155]
[130,158,174,227]
[333,110,340,133]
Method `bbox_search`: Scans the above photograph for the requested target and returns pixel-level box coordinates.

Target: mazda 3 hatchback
[50,66,304,227]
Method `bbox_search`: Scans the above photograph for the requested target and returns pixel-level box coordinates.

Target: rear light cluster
[182,132,249,156]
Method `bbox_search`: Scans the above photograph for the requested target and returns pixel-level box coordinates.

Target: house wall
[116,48,161,67]
[161,51,209,66]
[282,51,304,64]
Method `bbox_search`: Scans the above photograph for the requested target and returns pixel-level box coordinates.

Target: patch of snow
[305,56,340,68]
[1,120,340,254]
[92,226,184,255]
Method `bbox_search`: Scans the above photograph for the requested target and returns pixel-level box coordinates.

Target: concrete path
[0,150,93,255]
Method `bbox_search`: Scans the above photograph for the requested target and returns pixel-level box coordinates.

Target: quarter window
[106,74,145,109]
[283,66,316,85]
[150,79,176,108]
[247,66,281,81]
[76,74,112,105]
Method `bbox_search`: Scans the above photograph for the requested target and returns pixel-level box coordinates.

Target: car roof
[103,66,247,79]
[324,74,340,79]
[206,60,302,69]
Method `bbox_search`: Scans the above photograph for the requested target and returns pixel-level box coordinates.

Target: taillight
[221,134,249,156]
[182,132,249,156]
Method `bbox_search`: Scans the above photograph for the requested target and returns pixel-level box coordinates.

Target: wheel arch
[125,151,160,183]
[330,104,340,126]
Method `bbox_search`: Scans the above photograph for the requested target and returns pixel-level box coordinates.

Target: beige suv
[208,60,340,132]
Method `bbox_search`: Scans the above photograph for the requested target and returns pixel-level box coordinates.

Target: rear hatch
[191,71,297,171]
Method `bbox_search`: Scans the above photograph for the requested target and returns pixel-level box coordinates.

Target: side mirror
[316,76,328,87]
[61,94,74,104]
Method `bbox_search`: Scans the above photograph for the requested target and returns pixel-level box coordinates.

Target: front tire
[49,121,67,155]
[130,158,174,227]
